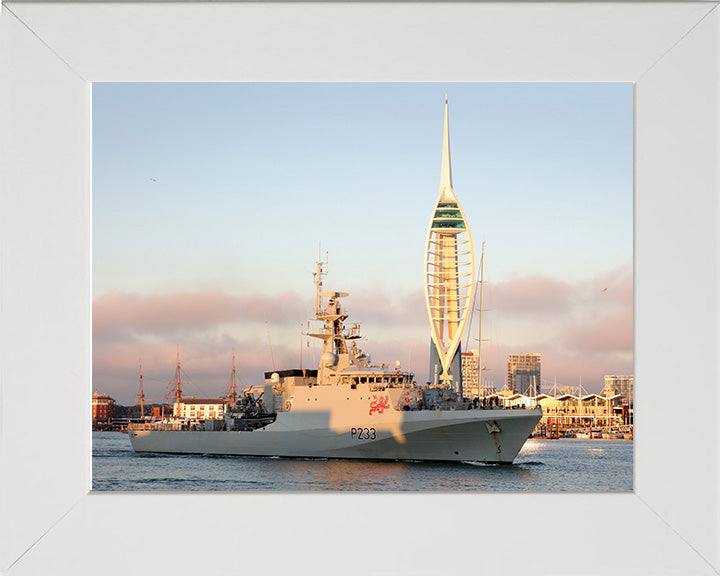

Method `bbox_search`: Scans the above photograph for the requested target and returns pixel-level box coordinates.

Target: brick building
[91,392,115,424]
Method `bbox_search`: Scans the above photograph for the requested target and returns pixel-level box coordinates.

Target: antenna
[314,244,329,315]
[266,321,276,372]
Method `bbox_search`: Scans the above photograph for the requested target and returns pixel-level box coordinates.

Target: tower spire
[439,95,454,201]
[424,96,476,394]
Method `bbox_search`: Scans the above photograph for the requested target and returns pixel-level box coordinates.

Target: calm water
[92,432,632,492]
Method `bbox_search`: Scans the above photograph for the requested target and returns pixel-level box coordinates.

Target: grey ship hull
[129,407,542,463]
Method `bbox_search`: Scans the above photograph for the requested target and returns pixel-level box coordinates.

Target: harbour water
[92,432,632,492]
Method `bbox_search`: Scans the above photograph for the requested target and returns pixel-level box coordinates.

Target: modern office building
[461,350,479,397]
[603,374,634,405]
[461,349,497,398]
[425,98,476,396]
[507,353,542,396]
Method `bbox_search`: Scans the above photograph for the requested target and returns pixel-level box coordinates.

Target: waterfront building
[91,392,115,424]
[536,393,625,429]
[461,350,479,397]
[173,398,225,420]
[603,375,633,405]
[425,98,475,396]
[481,391,631,433]
[461,349,497,398]
[507,353,541,396]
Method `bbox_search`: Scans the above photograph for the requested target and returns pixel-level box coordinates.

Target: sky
[93,82,633,405]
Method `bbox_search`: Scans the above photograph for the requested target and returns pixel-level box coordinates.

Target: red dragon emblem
[369,395,390,415]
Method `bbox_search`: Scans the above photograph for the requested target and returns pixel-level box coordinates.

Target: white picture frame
[1,2,718,574]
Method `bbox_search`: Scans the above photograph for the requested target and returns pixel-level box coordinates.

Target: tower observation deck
[424,97,476,395]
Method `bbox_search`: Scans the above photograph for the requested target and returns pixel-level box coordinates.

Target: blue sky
[93,83,633,404]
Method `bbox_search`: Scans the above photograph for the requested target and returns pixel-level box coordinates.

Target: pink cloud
[348,288,428,327]
[562,310,633,353]
[490,262,633,317]
[362,334,430,378]
[93,335,302,404]
[480,339,632,394]
[468,263,633,393]
[492,276,573,315]
[92,264,634,403]
[576,263,633,308]
[93,290,309,339]
[539,347,633,394]
[559,263,633,354]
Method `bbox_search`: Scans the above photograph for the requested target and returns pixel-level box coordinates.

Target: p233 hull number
[351,427,376,440]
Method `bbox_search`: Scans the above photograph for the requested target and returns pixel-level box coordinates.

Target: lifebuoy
[404,397,409,404]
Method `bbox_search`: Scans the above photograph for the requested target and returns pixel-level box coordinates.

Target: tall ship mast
[477,240,486,395]
[165,347,192,416]
[227,351,238,407]
[136,360,155,419]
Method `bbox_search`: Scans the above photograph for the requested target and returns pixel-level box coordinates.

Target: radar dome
[322,352,339,367]
[270,372,280,384]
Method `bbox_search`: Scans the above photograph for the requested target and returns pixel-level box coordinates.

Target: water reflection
[266,457,548,491]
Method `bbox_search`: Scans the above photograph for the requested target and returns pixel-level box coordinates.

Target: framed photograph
[1,2,718,575]
[90,81,633,492]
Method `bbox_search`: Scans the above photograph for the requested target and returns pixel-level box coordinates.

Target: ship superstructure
[425,97,476,393]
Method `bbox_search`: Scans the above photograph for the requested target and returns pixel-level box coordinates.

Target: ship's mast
[266,321,276,372]
[230,351,238,405]
[167,346,189,411]
[139,360,145,417]
[137,360,154,419]
[477,241,485,397]
[313,247,328,315]
[174,348,182,404]
[308,254,352,382]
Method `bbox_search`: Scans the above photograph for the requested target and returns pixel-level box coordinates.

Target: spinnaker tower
[424,97,476,395]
